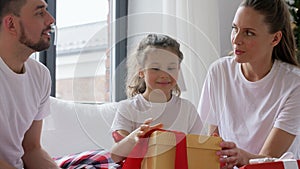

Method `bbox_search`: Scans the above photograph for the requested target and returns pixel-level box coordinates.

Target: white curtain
[127,0,222,105]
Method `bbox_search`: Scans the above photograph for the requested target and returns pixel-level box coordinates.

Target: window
[44,0,128,103]
[55,0,110,103]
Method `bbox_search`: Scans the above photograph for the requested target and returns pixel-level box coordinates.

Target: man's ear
[3,15,17,35]
[271,31,282,47]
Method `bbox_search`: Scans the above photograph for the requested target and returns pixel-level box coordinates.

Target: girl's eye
[151,68,160,71]
[168,67,177,71]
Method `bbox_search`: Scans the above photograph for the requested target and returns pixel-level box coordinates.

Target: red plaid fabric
[54,149,119,169]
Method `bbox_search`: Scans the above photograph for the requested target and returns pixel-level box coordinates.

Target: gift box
[240,159,300,169]
[141,131,222,169]
[186,134,222,169]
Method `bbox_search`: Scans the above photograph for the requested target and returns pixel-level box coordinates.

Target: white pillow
[42,97,117,157]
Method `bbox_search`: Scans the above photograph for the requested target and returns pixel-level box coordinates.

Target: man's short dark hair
[0,0,27,25]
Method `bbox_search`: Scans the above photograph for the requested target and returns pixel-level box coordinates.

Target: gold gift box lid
[147,131,222,150]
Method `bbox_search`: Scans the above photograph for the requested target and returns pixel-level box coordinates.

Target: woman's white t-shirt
[198,56,300,158]
[112,94,203,135]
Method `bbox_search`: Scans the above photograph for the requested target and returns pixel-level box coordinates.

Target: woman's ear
[271,31,282,47]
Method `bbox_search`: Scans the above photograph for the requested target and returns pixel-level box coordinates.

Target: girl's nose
[160,70,170,78]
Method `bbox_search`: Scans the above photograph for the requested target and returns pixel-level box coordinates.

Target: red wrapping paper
[240,160,300,169]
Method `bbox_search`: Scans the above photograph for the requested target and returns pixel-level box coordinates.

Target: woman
[198,0,300,168]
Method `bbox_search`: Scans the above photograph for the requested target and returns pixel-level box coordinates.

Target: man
[0,0,59,168]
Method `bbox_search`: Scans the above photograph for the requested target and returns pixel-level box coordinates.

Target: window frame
[39,0,56,97]
[114,0,128,101]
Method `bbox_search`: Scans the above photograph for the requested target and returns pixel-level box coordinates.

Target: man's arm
[22,120,59,169]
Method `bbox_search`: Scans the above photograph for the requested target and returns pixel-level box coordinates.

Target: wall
[218,0,241,56]
[127,0,241,56]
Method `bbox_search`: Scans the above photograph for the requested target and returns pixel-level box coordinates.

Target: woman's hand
[136,118,163,138]
[217,141,249,169]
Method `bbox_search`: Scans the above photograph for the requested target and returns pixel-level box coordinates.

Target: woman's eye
[246,30,254,36]
[231,26,238,33]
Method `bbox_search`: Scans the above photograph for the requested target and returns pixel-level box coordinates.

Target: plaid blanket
[55,149,119,169]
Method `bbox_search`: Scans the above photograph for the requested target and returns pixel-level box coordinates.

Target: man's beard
[19,21,50,51]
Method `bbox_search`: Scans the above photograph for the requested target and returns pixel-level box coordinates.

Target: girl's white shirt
[112,94,203,135]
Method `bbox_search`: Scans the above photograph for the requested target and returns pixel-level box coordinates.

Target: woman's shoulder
[277,60,300,78]
[272,61,300,91]
[210,56,234,67]
[207,56,236,75]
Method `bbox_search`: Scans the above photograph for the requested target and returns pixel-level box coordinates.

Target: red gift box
[240,160,300,169]
[122,130,222,169]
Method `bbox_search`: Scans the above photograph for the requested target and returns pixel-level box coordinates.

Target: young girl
[110,34,203,163]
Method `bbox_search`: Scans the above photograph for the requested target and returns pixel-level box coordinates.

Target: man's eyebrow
[35,4,47,10]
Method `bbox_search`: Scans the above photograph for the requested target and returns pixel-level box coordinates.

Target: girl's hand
[136,118,163,138]
[217,141,248,169]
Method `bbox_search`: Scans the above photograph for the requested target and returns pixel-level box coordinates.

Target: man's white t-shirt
[0,57,51,168]
[198,56,300,158]
[112,94,203,135]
